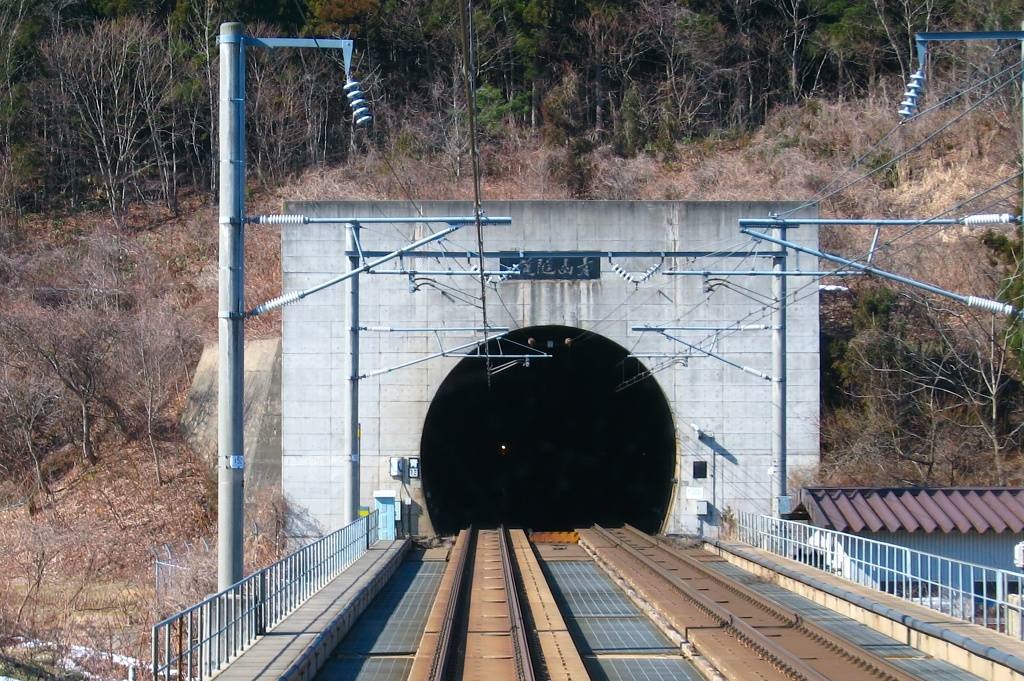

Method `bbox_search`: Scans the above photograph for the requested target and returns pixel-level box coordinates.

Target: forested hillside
[0,0,1022,674]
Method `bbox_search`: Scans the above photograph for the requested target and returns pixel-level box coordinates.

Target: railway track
[580,525,926,681]
[409,527,587,681]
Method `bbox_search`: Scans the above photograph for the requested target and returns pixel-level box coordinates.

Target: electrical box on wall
[389,457,404,478]
[408,457,420,479]
[695,500,710,516]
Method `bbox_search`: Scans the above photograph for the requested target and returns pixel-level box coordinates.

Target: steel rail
[499,527,537,681]
[588,525,830,681]
[428,527,473,681]
[614,524,924,681]
[630,527,924,681]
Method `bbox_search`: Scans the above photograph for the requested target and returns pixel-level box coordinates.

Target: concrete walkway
[214,539,408,681]
[706,539,1024,681]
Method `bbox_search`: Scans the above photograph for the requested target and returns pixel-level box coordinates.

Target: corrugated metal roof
[796,488,1024,534]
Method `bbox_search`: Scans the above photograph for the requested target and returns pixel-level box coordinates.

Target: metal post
[771,225,788,517]
[218,22,245,590]
[345,223,361,524]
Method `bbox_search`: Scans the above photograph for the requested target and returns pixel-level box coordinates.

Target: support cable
[619,174,1023,389]
[459,0,492,385]
[779,58,1023,218]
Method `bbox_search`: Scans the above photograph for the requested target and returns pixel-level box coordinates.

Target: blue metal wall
[868,531,1021,573]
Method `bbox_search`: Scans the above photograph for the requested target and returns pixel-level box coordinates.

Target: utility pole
[771,226,788,518]
[218,22,245,590]
[346,222,361,524]
[214,24,355,590]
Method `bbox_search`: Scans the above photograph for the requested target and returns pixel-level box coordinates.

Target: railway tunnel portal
[420,325,675,535]
[280,200,821,538]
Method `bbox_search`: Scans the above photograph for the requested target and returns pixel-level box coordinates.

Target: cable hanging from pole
[459,0,491,386]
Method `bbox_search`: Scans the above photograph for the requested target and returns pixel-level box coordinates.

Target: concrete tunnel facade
[280,201,821,538]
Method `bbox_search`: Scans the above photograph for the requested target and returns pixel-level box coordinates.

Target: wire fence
[731,512,1024,638]
[153,539,215,611]
[152,511,379,681]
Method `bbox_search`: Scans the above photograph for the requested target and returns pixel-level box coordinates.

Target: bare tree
[872,0,937,82]
[0,0,30,235]
[136,24,179,212]
[915,301,1024,485]
[0,358,60,496]
[126,305,191,485]
[767,0,818,100]
[43,19,154,226]
[0,299,130,467]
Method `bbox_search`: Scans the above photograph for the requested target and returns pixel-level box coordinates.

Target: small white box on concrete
[389,457,404,478]
[695,500,710,516]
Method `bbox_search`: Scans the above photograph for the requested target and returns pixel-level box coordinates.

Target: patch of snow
[13,638,139,681]
[819,284,849,292]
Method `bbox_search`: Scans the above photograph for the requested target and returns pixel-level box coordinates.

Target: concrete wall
[181,338,282,490]
[280,201,820,537]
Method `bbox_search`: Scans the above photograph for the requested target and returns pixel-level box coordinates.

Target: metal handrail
[152,511,380,680]
[733,512,1024,639]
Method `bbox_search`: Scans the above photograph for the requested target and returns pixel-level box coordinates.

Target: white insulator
[966,296,1015,316]
[962,213,1015,225]
[637,263,662,282]
[255,214,306,225]
[252,290,303,316]
[741,365,772,381]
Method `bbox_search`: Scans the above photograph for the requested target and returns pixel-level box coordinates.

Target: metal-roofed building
[791,487,1024,573]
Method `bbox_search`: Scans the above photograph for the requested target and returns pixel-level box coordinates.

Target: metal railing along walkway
[153,511,379,681]
[733,511,1024,638]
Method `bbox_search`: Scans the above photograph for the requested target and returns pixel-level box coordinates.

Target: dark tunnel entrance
[420,325,676,535]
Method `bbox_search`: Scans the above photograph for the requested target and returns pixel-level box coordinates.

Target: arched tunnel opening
[420,325,676,535]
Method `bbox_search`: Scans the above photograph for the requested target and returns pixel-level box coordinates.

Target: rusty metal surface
[408,529,471,681]
[581,525,928,681]
[533,543,589,562]
[410,529,559,681]
[509,530,591,681]
[531,531,581,544]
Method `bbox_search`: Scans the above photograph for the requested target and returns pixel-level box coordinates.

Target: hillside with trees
[0,0,1022,675]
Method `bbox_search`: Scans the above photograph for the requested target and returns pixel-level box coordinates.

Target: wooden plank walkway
[214,539,408,681]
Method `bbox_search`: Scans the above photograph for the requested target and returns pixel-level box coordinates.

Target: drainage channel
[314,548,447,681]
[534,542,703,681]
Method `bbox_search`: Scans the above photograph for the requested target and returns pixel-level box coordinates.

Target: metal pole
[771,226,787,517]
[218,22,245,590]
[742,228,1018,315]
[346,223,361,525]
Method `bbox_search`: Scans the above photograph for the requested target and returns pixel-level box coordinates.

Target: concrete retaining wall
[181,338,282,490]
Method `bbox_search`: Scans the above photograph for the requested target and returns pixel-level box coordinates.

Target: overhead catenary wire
[459,0,492,385]
[779,54,1024,218]
[619,172,1024,390]
[718,175,1024,341]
